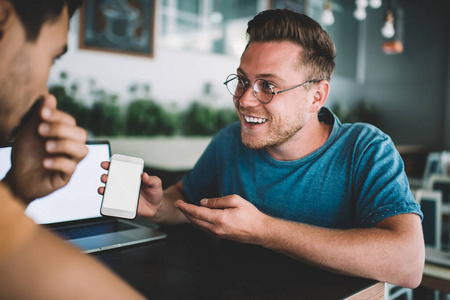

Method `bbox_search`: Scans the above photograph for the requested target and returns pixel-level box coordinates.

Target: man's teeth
[244,115,268,124]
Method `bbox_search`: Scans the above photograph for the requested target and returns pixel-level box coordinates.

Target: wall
[321,0,449,150]
[445,4,450,150]
[362,0,449,149]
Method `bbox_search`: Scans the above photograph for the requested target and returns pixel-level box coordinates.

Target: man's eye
[240,77,249,84]
[261,81,275,91]
[239,78,250,87]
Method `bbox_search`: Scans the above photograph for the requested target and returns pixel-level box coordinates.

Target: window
[160,0,261,56]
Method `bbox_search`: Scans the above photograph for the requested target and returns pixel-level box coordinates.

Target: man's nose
[238,86,260,108]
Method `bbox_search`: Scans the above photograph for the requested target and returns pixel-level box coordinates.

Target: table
[94,224,383,299]
[421,263,450,294]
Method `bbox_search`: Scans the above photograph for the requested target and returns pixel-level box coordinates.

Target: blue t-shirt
[182,107,422,229]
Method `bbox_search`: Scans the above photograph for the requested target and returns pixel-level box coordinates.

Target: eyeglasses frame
[223,74,322,104]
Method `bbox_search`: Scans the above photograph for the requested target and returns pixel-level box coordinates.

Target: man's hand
[5,95,88,204]
[174,195,268,244]
[98,162,165,219]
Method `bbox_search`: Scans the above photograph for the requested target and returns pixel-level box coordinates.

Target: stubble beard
[240,110,309,150]
[0,48,32,143]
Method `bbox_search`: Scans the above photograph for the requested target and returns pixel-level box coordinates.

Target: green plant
[88,89,123,136]
[215,107,239,130]
[49,85,90,129]
[50,72,240,137]
[125,99,177,136]
[181,102,238,136]
[182,102,218,136]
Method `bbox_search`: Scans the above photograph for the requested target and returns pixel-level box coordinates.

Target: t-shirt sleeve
[353,135,423,227]
[0,183,37,262]
[182,135,221,205]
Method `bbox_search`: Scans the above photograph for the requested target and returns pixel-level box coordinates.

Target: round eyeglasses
[223,74,321,104]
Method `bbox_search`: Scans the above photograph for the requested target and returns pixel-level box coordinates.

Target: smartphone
[101,154,144,219]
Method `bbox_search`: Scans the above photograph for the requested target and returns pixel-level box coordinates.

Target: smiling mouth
[243,114,268,124]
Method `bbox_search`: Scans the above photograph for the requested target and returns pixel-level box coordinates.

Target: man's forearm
[256,213,424,288]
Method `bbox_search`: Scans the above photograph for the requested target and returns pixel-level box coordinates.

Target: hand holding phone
[101,154,144,219]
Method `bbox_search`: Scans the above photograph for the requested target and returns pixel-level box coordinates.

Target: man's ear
[310,80,330,112]
[0,1,14,41]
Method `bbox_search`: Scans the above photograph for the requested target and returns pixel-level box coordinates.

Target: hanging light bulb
[356,0,369,7]
[354,6,367,20]
[354,0,368,21]
[381,9,395,38]
[369,0,382,9]
[382,6,404,54]
[210,12,223,24]
[321,0,335,26]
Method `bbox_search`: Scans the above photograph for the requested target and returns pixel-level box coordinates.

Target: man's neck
[265,117,332,161]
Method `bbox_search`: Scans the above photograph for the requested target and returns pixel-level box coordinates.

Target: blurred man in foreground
[0,1,145,298]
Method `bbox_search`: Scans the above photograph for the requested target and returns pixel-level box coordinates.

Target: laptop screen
[0,142,110,224]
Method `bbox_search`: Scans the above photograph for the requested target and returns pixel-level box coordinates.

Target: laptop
[0,141,166,253]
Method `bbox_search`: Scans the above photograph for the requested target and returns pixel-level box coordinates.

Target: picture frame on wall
[79,0,155,58]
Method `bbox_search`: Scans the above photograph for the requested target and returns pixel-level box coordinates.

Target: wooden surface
[345,282,384,300]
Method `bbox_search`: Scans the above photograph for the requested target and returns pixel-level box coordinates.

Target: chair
[423,153,445,188]
[427,175,450,247]
[415,189,443,250]
[384,283,412,300]
[427,175,450,209]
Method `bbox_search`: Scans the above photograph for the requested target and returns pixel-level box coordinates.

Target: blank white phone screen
[103,160,142,212]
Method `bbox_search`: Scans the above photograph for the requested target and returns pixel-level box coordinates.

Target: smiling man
[100,9,424,288]
[0,1,145,298]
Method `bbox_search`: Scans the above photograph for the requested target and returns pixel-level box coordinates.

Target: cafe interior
[35,0,450,298]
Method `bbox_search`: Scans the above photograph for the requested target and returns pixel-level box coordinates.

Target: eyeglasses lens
[225,75,244,97]
[254,79,273,103]
[224,75,273,103]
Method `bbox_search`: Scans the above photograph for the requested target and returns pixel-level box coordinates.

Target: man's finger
[38,122,87,141]
[141,173,162,190]
[41,94,58,110]
[185,213,216,231]
[98,186,105,195]
[41,108,77,126]
[43,156,77,174]
[101,161,110,170]
[45,139,88,161]
[101,174,107,183]
[200,196,239,209]
[41,95,77,126]
[174,201,219,224]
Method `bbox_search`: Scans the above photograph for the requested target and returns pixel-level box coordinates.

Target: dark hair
[9,0,84,41]
[246,9,336,81]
